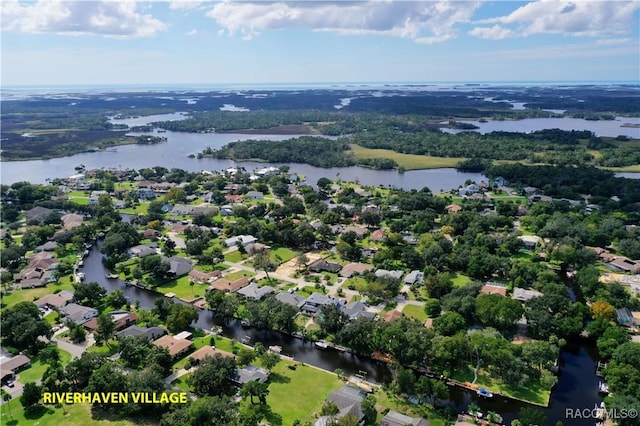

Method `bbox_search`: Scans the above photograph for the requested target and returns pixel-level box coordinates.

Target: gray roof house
[341,302,376,321]
[129,243,158,258]
[314,385,366,426]
[245,191,264,200]
[116,325,167,341]
[512,287,544,302]
[224,235,258,248]
[237,283,275,300]
[164,256,193,277]
[617,308,637,328]
[301,293,339,316]
[61,303,98,325]
[230,365,270,385]
[404,270,425,285]
[381,411,430,426]
[275,291,307,308]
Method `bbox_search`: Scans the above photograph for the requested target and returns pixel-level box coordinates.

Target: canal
[80,237,603,425]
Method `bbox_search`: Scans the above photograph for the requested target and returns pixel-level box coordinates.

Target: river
[80,234,603,425]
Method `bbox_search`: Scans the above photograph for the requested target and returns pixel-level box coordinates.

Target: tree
[518,407,547,426]
[597,326,631,359]
[86,363,128,408]
[96,313,116,346]
[188,354,237,397]
[237,348,256,367]
[0,301,52,351]
[105,289,127,309]
[68,322,87,343]
[119,335,152,369]
[253,250,274,280]
[241,381,269,405]
[394,368,416,394]
[2,388,13,420]
[433,311,467,336]
[296,253,309,270]
[20,382,42,413]
[476,294,524,330]
[163,238,177,257]
[361,394,377,425]
[166,304,198,334]
[72,281,107,308]
[424,298,441,317]
[260,352,281,370]
[591,300,616,321]
[318,304,348,334]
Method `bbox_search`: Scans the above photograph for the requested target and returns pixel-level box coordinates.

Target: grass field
[0,280,75,309]
[451,273,472,288]
[155,275,205,301]
[224,251,246,263]
[402,304,428,322]
[0,399,137,426]
[349,144,464,170]
[270,247,299,265]
[224,270,255,281]
[264,360,343,425]
[18,349,72,384]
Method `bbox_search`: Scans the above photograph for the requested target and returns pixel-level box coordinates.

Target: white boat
[268,345,282,354]
[315,340,329,350]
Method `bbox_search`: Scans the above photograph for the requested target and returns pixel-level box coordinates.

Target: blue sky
[2,0,639,87]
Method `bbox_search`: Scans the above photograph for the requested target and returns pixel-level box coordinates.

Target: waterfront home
[314,385,366,426]
[275,291,306,309]
[189,269,222,284]
[189,346,234,365]
[301,293,339,317]
[381,410,430,426]
[209,277,250,293]
[61,213,84,229]
[116,325,167,341]
[341,301,375,321]
[164,256,193,277]
[153,335,193,359]
[128,243,158,258]
[60,303,98,325]
[237,283,275,300]
[230,365,270,386]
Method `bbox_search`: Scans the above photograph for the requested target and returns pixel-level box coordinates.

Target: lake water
[441,116,640,138]
[2,112,638,187]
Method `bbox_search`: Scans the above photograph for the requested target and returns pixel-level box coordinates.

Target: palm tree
[1,388,13,420]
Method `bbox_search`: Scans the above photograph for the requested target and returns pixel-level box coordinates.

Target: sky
[1,0,639,87]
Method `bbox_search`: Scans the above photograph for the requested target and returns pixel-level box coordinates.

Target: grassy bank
[349,144,464,170]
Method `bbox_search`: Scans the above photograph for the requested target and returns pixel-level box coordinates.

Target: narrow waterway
[80,237,603,424]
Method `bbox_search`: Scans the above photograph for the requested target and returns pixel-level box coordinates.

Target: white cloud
[473,0,640,38]
[206,1,481,43]
[468,24,513,40]
[186,29,198,36]
[169,1,204,10]
[1,0,167,38]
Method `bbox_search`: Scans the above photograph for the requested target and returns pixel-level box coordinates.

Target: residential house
[617,308,637,328]
[137,187,156,200]
[512,287,544,302]
[220,205,234,216]
[518,235,541,250]
[224,235,258,248]
[153,335,193,359]
[61,213,84,229]
[314,385,366,426]
[383,310,403,322]
[341,226,369,239]
[301,293,339,317]
[230,365,270,386]
[494,176,509,187]
[225,194,243,204]
[209,277,250,293]
[340,262,374,278]
[275,292,307,309]
[381,411,430,426]
[404,270,425,285]
[0,354,31,384]
[308,259,342,273]
[189,269,222,284]
[237,283,275,300]
[191,205,219,216]
[84,310,137,332]
[341,302,375,321]
[609,257,640,273]
[245,191,264,200]
[369,229,386,242]
[445,204,463,214]
[13,264,58,289]
[89,190,108,205]
[375,269,404,280]
[128,243,157,258]
[402,234,418,245]
[458,184,480,196]
[35,241,58,252]
[33,291,74,310]
[141,229,162,239]
[24,206,53,222]
[164,256,193,277]
[480,282,508,297]
[116,325,167,341]
[189,346,234,365]
[60,303,98,325]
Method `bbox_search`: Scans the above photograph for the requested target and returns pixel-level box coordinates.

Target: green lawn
[375,389,448,426]
[349,144,464,170]
[451,273,471,288]
[224,270,255,281]
[0,399,137,426]
[402,304,428,323]
[87,339,120,356]
[18,349,72,384]
[0,280,75,309]
[118,202,150,215]
[154,275,205,301]
[224,251,246,263]
[270,247,299,265]
[264,360,343,425]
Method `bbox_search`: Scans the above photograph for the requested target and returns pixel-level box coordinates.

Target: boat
[292,331,304,339]
[210,326,223,335]
[240,335,251,344]
[598,381,609,395]
[477,387,493,398]
[315,340,330,350]
[240,319,250,327]
[106,274,119,279]
[76,272,85,282]
[268,345,282,354]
